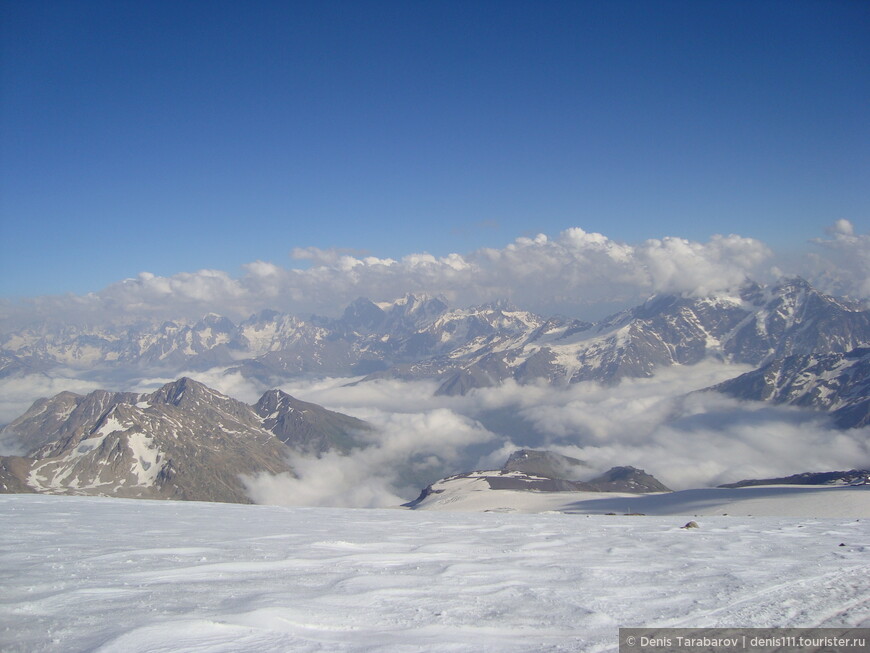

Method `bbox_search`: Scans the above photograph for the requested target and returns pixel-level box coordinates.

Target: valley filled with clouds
[2,221,869,507]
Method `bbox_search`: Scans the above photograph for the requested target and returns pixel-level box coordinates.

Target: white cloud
[3,360,868,504]
[242,407,496,508]
[804,219,870,300]
[5,221,869,333]
[637,234,771,297]
[0,372,105,443]
[260,361,870,503]
[0,226,777,329]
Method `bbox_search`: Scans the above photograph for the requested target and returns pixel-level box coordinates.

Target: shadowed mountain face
[0,378,370,503]
[253,389,370,454]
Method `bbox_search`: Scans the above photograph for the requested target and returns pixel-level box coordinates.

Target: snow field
[412,483,870,517]
[1,494,868,652]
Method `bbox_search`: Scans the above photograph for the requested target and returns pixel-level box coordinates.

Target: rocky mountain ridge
[719,469,870,488]
[0,378,370,503]
[3,278,869,426]
[711,347,870,428]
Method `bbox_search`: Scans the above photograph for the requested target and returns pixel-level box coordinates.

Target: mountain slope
[711,347,870,428]
[427,278,870,394]
[254,389,371,454]
[0,378,370,503]
[3,279,868,422]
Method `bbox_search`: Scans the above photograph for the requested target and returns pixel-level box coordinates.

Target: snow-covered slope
[402,450,870,516]
[5,278,867,393]
[2,494,868,653]
[712,347,870,428]
[3,278,868,429]
[424,278,870,394]
[407,473,870,517]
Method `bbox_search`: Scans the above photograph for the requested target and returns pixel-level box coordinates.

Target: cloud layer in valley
[242,362,870,506]
[2,222,868,506]
[5,221,866,329]
[3,359,868,504]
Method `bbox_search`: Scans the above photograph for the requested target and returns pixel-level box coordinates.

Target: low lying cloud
[522,391,870,491]
[242,407,496,508]
[247,361,870,504]
[3,359,868,503]
[0,372,106,431]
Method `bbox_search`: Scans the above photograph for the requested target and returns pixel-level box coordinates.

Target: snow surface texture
[411,478,870,517]
[2,495,869,653]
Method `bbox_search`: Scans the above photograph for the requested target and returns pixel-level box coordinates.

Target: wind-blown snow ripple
[1,495,868,652]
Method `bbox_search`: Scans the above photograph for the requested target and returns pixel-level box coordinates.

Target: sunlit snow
[1,494,868,652]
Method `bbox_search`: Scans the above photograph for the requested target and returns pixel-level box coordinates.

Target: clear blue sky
[1,0,867,298]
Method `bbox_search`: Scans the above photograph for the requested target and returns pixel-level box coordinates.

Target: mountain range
[0,377,369,503]
[3,277,868,427]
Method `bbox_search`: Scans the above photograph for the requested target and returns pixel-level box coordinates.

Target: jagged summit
[2,278,868,424]
[253,388,369,454]
[0,379,371,503]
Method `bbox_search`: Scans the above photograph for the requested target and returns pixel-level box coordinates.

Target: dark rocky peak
[632,294,683,321]
[195,313,236,331]
[341,298,388,333]
[586,466,671,493]
[762,276,860,316]
[739,280,766,306]
[594,293,687,331]
[772,276,812,295]
[502,449,590,480]
[253,388,300,415]
[4,387,143,458]
[61,389,143,430]
[243,309,283,326]
[148,377,219,408]
[253,388,370,455]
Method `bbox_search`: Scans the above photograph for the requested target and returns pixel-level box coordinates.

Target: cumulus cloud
[803,219,870,300]
[0,226,776,329]
[637,234,771,297]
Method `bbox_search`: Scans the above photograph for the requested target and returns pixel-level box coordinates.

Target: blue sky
[1,0,868,299]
